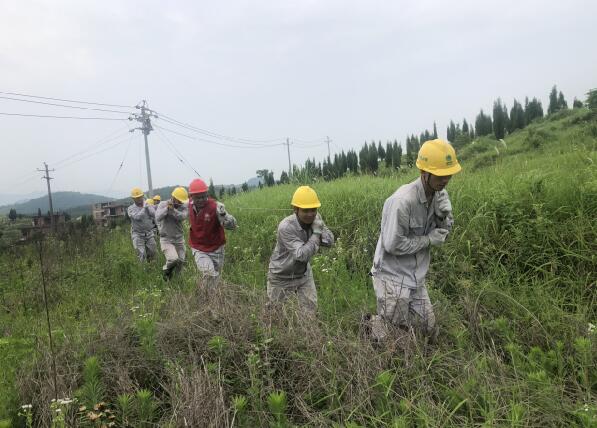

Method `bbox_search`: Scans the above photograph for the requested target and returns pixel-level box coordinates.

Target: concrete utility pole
[130,100,158,197]
[286,137,292,178]
[37,162,55,233]
[326,136,332,159]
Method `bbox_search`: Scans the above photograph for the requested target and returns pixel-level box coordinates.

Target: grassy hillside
[0,108,595,426]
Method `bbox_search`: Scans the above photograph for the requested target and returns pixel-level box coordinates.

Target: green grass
[0,108,595,426]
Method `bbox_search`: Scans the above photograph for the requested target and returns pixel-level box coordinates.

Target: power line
[0,91,133,108]
[154,127,202,177]
[0,95,132,114]
[105,133,136,195]
[52,126,131,167]
[154,112,285,145]
[0,112,127,120]
[56,134,131,171]
[154,124,285,149]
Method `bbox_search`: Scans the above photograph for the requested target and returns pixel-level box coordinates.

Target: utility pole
[37,162,55,233]
[286,137,292,178]
[130,100,158,197]
[326,136,332,159]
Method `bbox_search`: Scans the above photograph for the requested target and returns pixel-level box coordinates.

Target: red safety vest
[188,198,226,252]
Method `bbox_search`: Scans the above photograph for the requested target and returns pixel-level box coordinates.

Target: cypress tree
[548,85,559,114]
[493,99,506,139]
[558,91,568,110]
[394,141,402,168]
[385,142,393,168]
[377,141,385,160]
[208,178,216,197]
[432,122,438,139]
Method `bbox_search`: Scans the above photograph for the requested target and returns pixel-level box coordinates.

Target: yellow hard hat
[416,139,462,176]
[171,186,189,203]
[153,195,161,201]
[291,186,321,209]
[131,187,144,198]
[145,198,155,206]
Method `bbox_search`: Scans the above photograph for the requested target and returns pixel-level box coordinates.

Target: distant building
[92,201,127,226]
[18,213,67,240]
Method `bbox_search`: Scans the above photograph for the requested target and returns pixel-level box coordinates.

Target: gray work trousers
[192,246,225,290]
[131,231,157,262]
[160,238,186,274]
[371,276,436,339]
[267,273,318,313]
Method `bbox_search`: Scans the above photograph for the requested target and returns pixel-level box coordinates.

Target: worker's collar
[415,176,429,205]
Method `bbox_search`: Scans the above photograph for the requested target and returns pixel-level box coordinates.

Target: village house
[18,212,67,240]
[92,201,127,226]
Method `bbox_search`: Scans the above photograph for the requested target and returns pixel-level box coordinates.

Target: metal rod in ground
[36,237,58,401]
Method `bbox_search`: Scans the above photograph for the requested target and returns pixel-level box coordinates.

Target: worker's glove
[312,217,324,235]
[216,202,227,217]
[435,192,452,218]
[428,228,449,246]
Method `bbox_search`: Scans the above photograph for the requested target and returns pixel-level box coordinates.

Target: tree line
[208,86,596,193]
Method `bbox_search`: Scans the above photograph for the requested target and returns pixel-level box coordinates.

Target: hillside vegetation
[0,108,595,427]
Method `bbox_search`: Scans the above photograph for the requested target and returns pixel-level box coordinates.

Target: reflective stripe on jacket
[268,214,334,281]
[127,204,155,234]
[155,200,188,242]
[370,177,452,288]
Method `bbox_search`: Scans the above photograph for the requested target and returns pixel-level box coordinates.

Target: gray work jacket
[155,200,188,242]
[370,177,453,288]
[127,204,155,235]
[268,214,334,281]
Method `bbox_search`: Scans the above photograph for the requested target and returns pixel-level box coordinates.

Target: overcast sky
[1,0,596,198]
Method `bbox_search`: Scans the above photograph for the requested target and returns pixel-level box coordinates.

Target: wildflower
[21,404,32,409]
[589,323,595,334]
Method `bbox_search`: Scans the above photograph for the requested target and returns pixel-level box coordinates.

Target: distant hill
[0,192,114,215]
[0,192,45,206]
[2,181,250,217]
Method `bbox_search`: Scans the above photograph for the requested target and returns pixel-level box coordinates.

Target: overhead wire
[291,140,327,149]
[55,134,132,171]
[105,133,136,195]
[0,112,128,121]
[154,124,285,149]
[0,95,132,115]
[0,91,133,109]
[154,127,202,177]
[154,111,285,145]
[52,125,131,168]
[2,126,130,192]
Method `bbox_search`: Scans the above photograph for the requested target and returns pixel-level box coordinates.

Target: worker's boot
[162,266,174,281]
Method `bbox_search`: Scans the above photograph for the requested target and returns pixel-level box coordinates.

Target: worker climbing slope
[267,186,334,314]
[187,178,237,290]
[155,186,189,280]
[127,187,157,262]
[368,139,462,342]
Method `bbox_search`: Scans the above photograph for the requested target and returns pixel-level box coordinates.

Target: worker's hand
[167,200,173,210]
[216,201,227,216]
[312,216,324,235]
[435,192,452,218]
[428,228,449,246]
